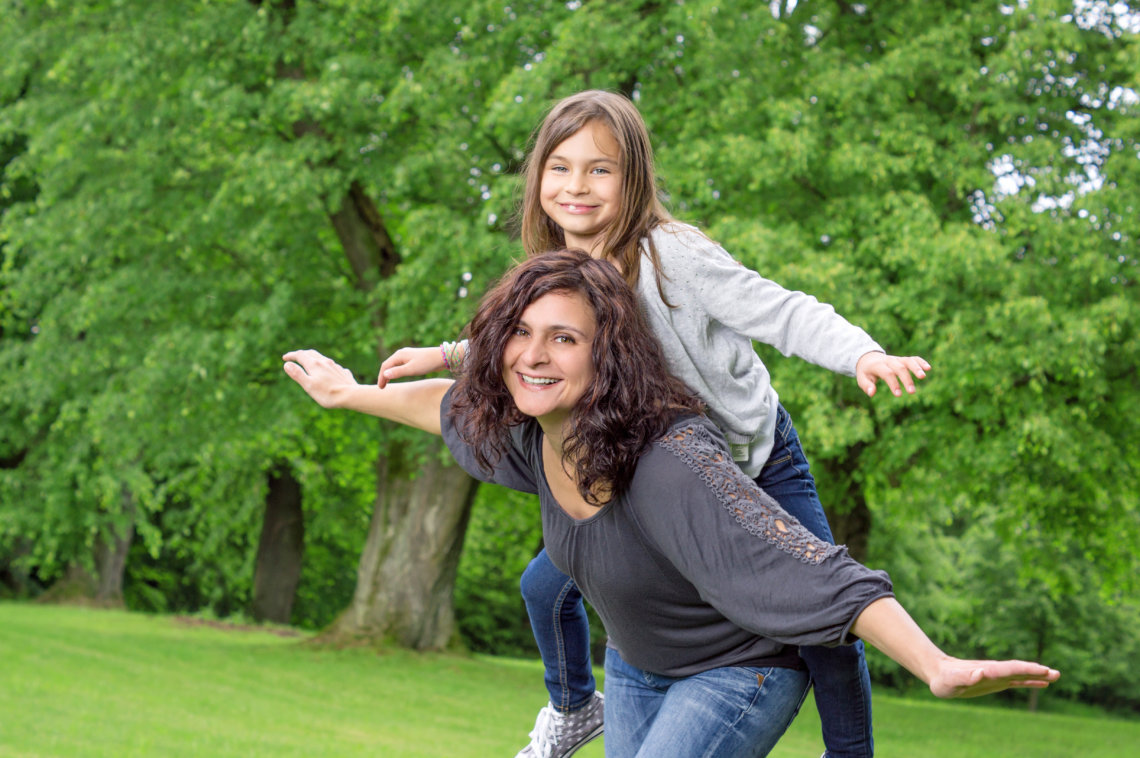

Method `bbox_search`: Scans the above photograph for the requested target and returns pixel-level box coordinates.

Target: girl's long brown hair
[519,90,674,297]
[448,249,702,503]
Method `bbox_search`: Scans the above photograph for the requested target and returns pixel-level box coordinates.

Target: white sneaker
[514,691,604,758]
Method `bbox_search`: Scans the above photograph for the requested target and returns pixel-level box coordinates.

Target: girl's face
[502,290,597,431]
[539,120,623,256]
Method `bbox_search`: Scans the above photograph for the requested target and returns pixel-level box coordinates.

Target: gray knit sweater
[637,224,883,477]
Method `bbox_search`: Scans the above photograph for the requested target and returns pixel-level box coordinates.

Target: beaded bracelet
[441,340,468,373]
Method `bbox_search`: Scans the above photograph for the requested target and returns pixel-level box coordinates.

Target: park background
[1,0,1138,754]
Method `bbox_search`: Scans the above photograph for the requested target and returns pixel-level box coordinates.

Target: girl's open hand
[378,346,447,388]
[856,352,931,398]
[282,349,359,408]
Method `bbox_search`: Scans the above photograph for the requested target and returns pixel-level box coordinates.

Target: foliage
[868,499,1140,715]
[1,0,1137,706]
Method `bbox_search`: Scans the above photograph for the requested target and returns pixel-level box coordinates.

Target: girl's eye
[591,167,610,175]
[549,165,568,173]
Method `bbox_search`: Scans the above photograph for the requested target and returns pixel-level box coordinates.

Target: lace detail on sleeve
[658,422,840,565]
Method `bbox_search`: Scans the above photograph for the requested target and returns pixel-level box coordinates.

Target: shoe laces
[526,703,564,758]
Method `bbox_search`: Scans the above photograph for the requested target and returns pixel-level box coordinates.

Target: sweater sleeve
[630,418,893,647]
[655,226,883,376]
[439,385,539,495]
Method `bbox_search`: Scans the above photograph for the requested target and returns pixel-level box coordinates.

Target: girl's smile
[559,203,600,214]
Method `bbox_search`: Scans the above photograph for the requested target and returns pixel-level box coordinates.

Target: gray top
[638,224,884,476]
[441,388,894,677]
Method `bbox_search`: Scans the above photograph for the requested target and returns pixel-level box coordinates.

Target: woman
[283,249,1058,758]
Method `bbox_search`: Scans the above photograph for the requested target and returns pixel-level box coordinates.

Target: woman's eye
[554,335,575,344]
[512,327,529,337]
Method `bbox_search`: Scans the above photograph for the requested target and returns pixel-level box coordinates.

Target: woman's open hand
[282,349,358,409]
[928,657,1061,699]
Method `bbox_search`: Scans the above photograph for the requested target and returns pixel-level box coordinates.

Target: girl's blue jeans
[519,404,874,757]
[603,646,810,758]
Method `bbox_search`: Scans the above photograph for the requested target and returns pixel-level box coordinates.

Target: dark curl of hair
[448,249,703,504]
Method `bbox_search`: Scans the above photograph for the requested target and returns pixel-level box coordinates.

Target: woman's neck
[539,419,612,510]
[538,417,569,458]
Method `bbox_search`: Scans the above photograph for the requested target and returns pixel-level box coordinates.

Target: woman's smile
[519,373,563,386]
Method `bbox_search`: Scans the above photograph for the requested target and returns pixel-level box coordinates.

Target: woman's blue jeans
[519,405,874,756]
[603,646,810,758]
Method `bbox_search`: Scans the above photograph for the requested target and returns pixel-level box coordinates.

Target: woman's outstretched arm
[851,597,1060,699]
[283,349,452,435]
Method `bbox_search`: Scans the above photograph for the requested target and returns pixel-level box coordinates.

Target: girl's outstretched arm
[283,349,452,435]
[855,351,931,398]
[851,597,1060,699]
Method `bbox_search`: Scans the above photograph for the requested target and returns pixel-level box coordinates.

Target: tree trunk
[92,487,136,605]
[251,467,305,624]
[0,538,34,598]
[1026,626,1048,712]
[816,440,872,564]
[93,523,133,605]
[317,169,479,649]
[328,450,478,650]
[825,495,871,564]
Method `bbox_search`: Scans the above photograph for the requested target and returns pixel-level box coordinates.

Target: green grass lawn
[0,603,1134,757]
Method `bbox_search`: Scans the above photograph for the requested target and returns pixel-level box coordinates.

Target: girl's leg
[757,405,874,758]
[517,551,604,757]
[520,548,597,710]
[606,646,810,758]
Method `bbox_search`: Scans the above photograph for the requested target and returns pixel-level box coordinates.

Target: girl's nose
[565,170,587,194]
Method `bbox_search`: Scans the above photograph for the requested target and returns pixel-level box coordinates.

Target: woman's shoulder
[634,414,730,487]
[656,413,733,464]
[637,415,843,564]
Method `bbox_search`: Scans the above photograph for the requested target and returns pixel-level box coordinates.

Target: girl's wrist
[441,340,467,372]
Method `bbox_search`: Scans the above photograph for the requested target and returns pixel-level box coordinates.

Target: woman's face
[502,290,598,429]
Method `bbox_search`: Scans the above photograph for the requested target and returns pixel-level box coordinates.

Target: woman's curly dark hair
[448,249,703,504]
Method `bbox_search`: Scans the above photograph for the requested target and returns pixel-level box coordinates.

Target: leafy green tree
[868,502,1140,713]
[2,1,1136,696]
[0,0,491,639]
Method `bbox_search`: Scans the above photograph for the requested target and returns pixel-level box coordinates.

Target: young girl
[379,91,930,758]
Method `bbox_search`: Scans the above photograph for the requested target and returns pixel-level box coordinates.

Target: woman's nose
[522,340,549,366]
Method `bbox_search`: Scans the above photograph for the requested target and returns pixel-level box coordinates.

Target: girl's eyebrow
[546,152,619,166]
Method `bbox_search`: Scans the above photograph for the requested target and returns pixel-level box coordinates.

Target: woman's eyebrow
[517,318,591,338]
